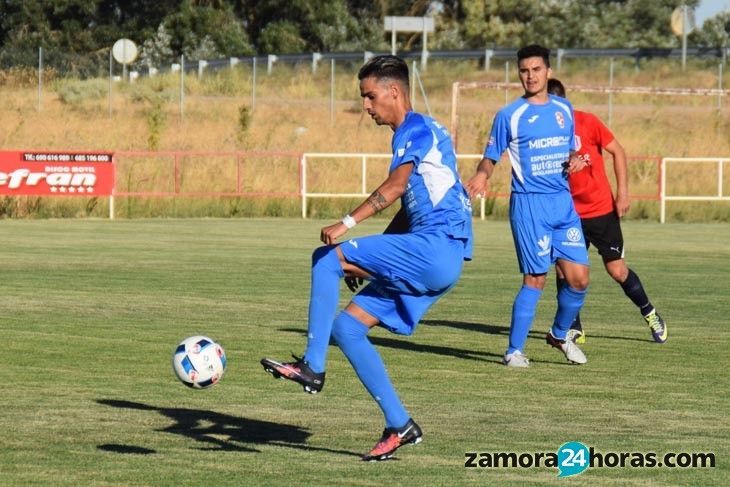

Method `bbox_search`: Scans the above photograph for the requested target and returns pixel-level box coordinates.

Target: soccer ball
[172,336,227,389]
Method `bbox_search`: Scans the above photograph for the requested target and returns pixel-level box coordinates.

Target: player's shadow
[423,319,651,343]
[278,327,504,363]
[581,333,651,343]
[420,319,543,339]
[96,399,360,457]
[420,320,591,365]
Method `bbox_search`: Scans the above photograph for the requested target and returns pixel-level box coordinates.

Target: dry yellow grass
[0,59,728,220]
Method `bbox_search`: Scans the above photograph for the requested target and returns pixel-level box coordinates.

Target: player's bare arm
[320,162,413,245]
[465,158,496,198]
[605,138,630,217]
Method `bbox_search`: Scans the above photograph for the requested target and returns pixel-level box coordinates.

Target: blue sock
[303,246,344,373]
[507,285,542,354]
[551,286,588,339]
[332,311,409,429]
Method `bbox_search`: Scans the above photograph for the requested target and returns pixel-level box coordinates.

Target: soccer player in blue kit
[465,44,590,368]
[261,55,473,461]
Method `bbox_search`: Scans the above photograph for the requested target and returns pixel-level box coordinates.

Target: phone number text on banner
[0,151,115,196]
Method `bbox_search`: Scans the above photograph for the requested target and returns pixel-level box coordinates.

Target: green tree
[693,11,730,48]
[248,0,385,53]
[446,0,701,49]
[162,1,254,59]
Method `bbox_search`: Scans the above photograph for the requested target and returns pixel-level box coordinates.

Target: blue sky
[696,0,730,25]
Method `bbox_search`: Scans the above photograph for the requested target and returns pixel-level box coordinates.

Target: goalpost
[450,81,728,152]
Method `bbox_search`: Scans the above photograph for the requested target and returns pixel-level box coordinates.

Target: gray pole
[180,54,185,117]
[504,61,509,105]
[411,61,417,110]
[330,59,335,126]
[122,41,127,81]
[719,63,724,111]
[608,58,614,128]
[681,5,688,71]
[37,47,42,111]
[421,25,428,70]
[108,49,112,117]
[252,57,257,111]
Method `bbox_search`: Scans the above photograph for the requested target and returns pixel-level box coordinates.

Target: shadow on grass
[97,444,156,455]
[421,319,542,339]
[96,399,360,457]
[422,319,652,343]
[277,322,581,366]
[278,327,504,363]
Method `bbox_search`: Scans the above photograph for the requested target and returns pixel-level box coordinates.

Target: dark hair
[547,78,566,98]
[358,55,409,88]
[517,44,551,68]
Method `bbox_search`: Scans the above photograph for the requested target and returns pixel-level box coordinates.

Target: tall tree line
[0,0,726,74]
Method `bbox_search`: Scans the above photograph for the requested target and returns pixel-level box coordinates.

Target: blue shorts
[339,231,466,335]
[509,191,589,274]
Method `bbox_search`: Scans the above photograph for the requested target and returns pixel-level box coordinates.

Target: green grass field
[2,218,728,486]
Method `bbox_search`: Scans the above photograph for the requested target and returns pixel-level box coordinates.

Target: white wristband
[341,214,357,229]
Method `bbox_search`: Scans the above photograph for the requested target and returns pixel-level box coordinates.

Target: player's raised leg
[261,245,367,393]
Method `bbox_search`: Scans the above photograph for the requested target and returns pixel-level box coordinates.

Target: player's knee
[312,245,334,265]
[331,311,368,346]
[605,261,628,283]
[608,268,626,283]
[311,245,344,278]
[571,278,589,291]
[567,272,590,291]
[524,274,547,289]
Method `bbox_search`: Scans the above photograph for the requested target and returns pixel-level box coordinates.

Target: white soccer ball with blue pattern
[172,336,227,389]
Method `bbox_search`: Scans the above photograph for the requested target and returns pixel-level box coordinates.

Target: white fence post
[301,154,308,218]
[484,49,493,71]
[267,54,277,75]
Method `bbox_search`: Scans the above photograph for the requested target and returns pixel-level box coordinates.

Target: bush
[55,78,108,105]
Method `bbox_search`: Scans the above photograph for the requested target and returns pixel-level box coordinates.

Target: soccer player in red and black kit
[547,79,667,344]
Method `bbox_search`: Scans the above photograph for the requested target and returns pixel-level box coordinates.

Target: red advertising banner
[0,151,114,196]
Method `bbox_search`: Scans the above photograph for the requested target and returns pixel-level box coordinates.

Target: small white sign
[112,39,138,64]
[384,16,434,33]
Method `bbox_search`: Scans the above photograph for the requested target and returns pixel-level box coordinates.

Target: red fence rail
[114,150,303,198]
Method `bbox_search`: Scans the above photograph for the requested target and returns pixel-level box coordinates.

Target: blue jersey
[484,95,576,194]
[390,111,473,260]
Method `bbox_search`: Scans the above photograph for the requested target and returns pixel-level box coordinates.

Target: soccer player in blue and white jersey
[261,55,473,461]
[465,44,590,368]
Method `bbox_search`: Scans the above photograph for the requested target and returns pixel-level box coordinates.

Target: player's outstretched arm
[465,158,496,198]
[605,138,630,217]
[320,162,413,245]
